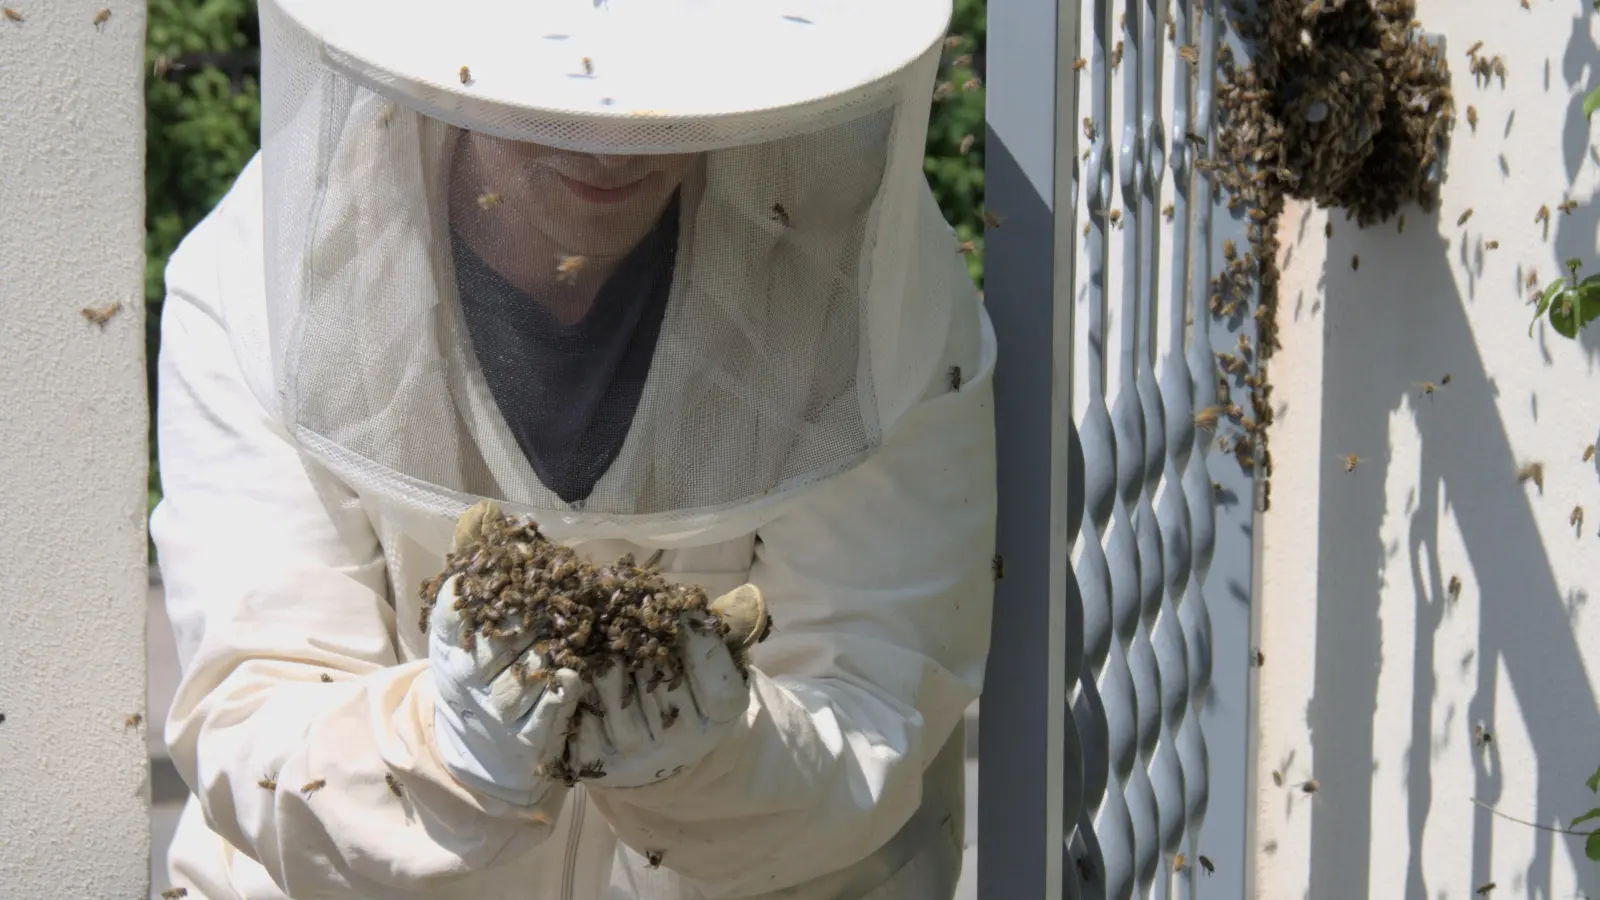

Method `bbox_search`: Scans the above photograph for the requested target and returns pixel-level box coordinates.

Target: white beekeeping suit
[152,0,997,895]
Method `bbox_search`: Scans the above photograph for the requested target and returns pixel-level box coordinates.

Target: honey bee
[1237,333,1251,355]
[943,35,964,51]
[160,889,188,899]
[1110,40,1124,70]
[93,8,110,28]
[1199,855,1215,875]
[1492,57,1507,81]
[1418,381,1437,399]
[1194,406,1222,431]
[1559,199,1579,215]
[1271,769,1284,787]
[1082,117,1097,142]
[1073,57,1088,71]
[2,7,22,21]
[1109,209,1123,229]
[1352,254,1360,271]
[1473,724,1493,747]
[1583,444,1595,462]
[933,81,954,101]
[1302,0,1324,16]
[992,554,1004,581]
[982,209,1004,228]
[386,773,405,797]
[771,202,790,226]
[1173,853,1187,872]
[951,54,972,67]
[1571,506,1585,531]
[578,760,607,779]
[320,673,333,683]
[1535,205,1550,224]
[301,778,327,797]
[1300,779,1320,794]
[1178,45,1198,65]
[1448,575,1462,599]
[1162,203,1175,222]
[1466,40,1484,58]
[459,65,472,85]
[1516,461,1545,492]
[81,303,123,326]
[556,254,587,284]
[948,365,963,392]
[1485,240,1499,250]
[1457,209,1474,227]
[1466,106,1478,131]
[1251,647,1265,667]
[956,240,978,255]
[661,703,680,730]
[1345,454,1360,473]
[646,850,666,869]
[1520,0,1529,7]
[1476,883,1496,896]
[153,54,174,77]
[961,77,983,92]
[124,712,143,729]
[258,774,278,792]
[476,192,502,210]
[377,103,396,128]
[1526,271,1539,290]
[960,134,976,154]
[581,56,593,76]
[1223,239,1237,260]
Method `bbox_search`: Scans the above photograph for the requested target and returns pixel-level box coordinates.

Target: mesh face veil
[257,0,956,541]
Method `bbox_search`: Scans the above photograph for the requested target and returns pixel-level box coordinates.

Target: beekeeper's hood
[257,0,956,544]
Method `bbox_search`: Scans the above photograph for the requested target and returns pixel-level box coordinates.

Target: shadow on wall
[1301,13,1600,896]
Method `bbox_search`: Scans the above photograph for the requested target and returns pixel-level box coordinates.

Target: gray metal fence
[980,0,1257,896]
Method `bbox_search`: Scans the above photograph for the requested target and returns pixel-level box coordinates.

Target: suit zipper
[560,784,587,900]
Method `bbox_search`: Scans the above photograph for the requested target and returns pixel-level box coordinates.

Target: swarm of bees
[418,507,770,782]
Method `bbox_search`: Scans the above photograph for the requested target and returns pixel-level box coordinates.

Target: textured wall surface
[1257,1,1600,898]
[0,1,150,895]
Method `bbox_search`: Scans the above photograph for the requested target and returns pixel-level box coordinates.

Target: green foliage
[144,0,262,523]
[1529,259,1600,340]
[1579,765,1600,861]
[925,0,988,285]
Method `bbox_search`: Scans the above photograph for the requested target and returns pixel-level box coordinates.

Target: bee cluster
[418,510,750,691]
[1198,0,1453,504]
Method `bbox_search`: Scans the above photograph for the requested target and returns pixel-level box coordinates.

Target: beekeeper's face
[458,132,699,258]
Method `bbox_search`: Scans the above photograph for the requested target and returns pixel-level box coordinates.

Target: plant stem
[1471,798,1596,836]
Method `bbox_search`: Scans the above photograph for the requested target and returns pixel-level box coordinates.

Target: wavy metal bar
[1175,0,1218,896]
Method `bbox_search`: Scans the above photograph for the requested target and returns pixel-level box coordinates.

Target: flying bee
[1466,106,1478,131]
[1194,406,1223,431]
[1199,855,1214,875]
[1526,271,1539,290]
[1485,240,1499,250]
[1162,203,1175,222]
[160,890,188,899]
[1251,647,1265,667]
[1535,205,1550,224]
[1110,40,1123,70]
[459,65,472,85]
[933,81,954,101]
[943,35,964,51]
[983,209,1004,228]
[1473,724,1493,747]
[1571,506,1585,532]
[1476,883,1496,896]
[1223,239,1237,260]
[386,773,404,798]
[1173,853,1186,872]
[556,254,587,284]
[949,365,963,392]
[1559,199,1579,215]
[1458,209,1474,227]
[1178,44,1198,65]
[1300,779,1320,794]
[476,192,502,210]
[1417,381,1437,399]
[992,554,1005,581]
[956,240,978,255]
[93,8,110,28]
[1516,461,1545,492]
[1583,444,1596,463]
[1073,57,1088,71]
[646,850,666,869]
[951,54,972,67]
[1466,40,1484,58]
[301,779,327,797]
[2,7,22,21]
[82,303,123,326]
[1352,254,1360,271]
[581,56,593,76]
[1345,454,1360,473]
[961,77,983,92]
[258,775,278,792]
[124,712,143,729]
[1492,57,1506,81]
[1109,209,1122,229]
[960,134,976,154]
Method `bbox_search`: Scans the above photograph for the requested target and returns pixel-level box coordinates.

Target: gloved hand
[569,585,769,789]
[429,504,584,812]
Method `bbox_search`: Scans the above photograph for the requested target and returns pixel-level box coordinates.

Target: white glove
[429,572,584,811]
[569,586,764,789]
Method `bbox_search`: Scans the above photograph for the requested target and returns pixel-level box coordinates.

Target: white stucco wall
[0,1,150,895]
[1256,1,1600,898]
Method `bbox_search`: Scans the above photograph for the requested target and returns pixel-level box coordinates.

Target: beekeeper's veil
[257,0,957,543]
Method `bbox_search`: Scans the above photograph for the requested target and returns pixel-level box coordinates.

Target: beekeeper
[152,0,996,896]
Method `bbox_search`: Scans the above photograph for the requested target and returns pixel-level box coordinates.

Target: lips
[558,173,646,205]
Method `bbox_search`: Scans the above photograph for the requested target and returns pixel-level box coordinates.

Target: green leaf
[1573,808,1600,828]
[1587,830,1600,862]
[1588,84,1600,122]
[1586,765,1600,793]
[1532,277,1566,336]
